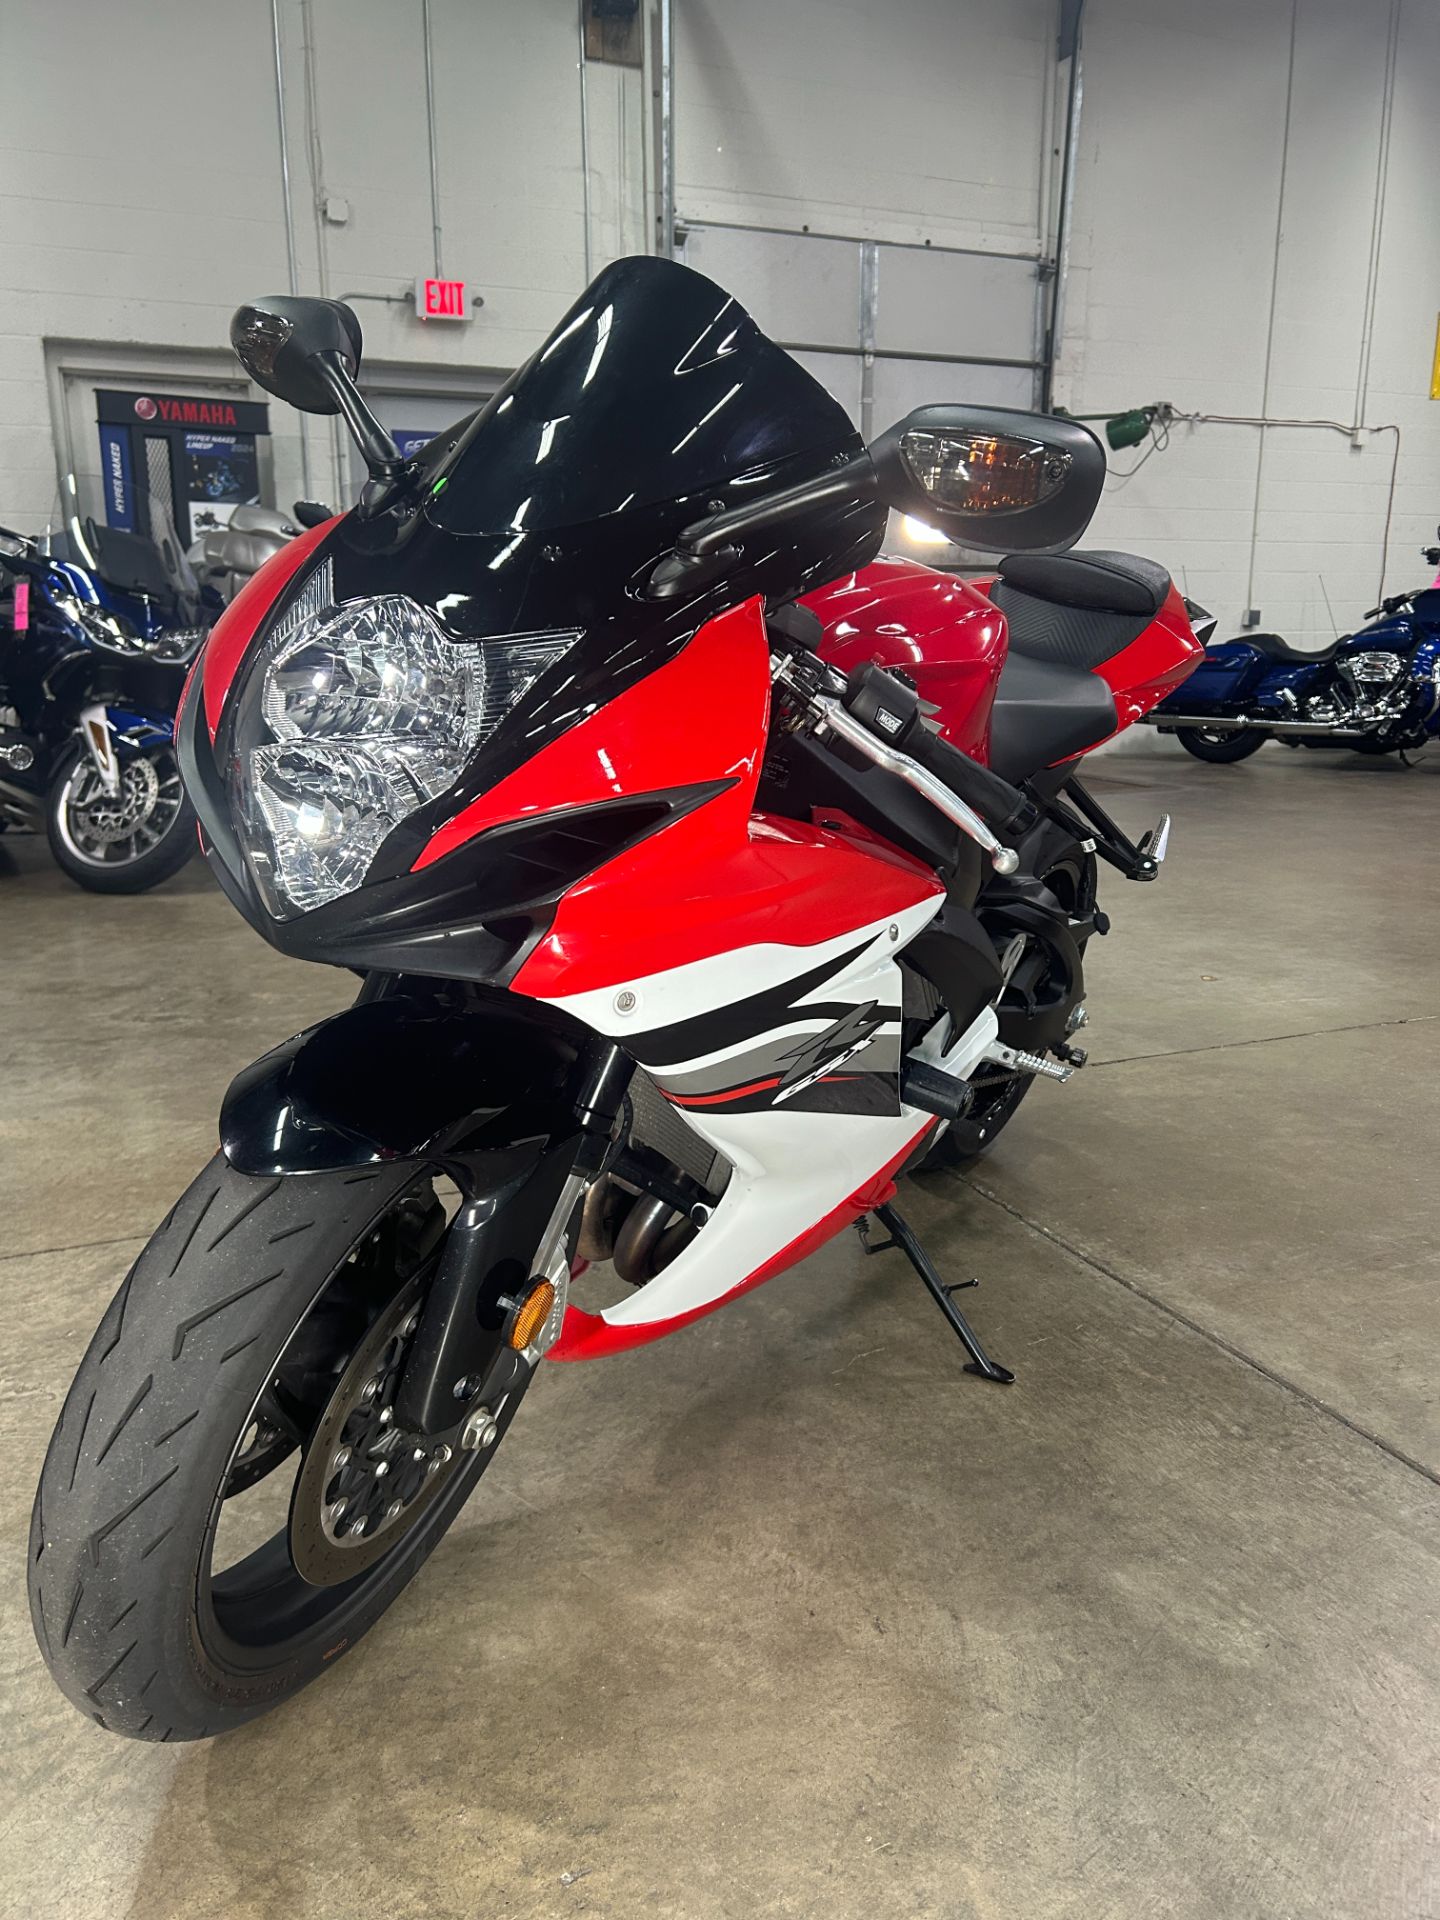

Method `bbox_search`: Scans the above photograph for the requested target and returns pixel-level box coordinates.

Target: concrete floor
[2,746,1437,1920]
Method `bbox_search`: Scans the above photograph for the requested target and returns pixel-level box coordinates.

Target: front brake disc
[288,1277,466,1586]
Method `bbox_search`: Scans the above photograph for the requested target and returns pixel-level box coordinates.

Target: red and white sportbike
[30,258,1202,1739]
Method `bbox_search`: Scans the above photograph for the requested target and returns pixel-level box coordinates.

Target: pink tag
[13,579,29,631]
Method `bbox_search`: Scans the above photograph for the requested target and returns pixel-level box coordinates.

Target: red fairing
[199,517,339,740]
[548,1120,934,1361]
[418,598,942,998]
[803,558,1007,763]
[1091,582,1203,731]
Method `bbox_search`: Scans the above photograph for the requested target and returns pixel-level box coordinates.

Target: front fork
[390,1039,634,1437]
[77,704,120,798]
[76,704,173,798]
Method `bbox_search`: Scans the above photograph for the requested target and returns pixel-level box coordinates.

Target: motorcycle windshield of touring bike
[29,255,1197,1742]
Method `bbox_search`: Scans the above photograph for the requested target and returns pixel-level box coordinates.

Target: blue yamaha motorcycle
[1145,533,1440,764]
[0,518,207,891]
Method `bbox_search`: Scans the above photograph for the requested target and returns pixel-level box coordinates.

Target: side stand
[858,1203,1015,1384]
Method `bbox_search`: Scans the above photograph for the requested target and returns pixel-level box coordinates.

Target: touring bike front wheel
[46,740,195,892]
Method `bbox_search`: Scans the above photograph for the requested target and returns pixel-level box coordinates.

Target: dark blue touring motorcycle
[1145,534,1440,764]
[0,516,206,891]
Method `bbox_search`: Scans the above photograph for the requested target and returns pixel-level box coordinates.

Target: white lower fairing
[534,899,997,1333]
[592,1102,930,1328]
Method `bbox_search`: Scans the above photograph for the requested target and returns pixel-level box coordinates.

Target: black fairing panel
[756,726,984,904]
[904,900,1004,1032]
[987,652,1117,783]
[220,990,584,1174]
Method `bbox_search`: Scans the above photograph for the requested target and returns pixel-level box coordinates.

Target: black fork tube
[391,1038,633,1436]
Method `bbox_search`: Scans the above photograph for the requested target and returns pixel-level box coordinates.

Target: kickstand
[867,1202,1015,1384]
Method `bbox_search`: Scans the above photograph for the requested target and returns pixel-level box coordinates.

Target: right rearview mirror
[230,296,364,416]
[869,404,1106,553]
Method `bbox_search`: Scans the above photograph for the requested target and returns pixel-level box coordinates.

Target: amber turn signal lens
[507,1280,556,1352]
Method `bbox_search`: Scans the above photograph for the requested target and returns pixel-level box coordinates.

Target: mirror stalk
[679,456,876,558]
[312,351,404,478]
[311,351,423,521]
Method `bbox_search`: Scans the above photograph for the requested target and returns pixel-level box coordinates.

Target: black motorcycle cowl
[220,988,585,1176]
[193,258,887,967]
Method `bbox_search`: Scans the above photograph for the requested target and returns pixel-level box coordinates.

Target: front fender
[105,705,174,750]
[220,989,585,1176]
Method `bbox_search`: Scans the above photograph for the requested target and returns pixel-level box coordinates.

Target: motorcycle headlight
[231,564,578,917]
[145,625,207,664]
[61,595,141,654]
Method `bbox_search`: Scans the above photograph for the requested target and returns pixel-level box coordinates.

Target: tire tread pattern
[28,1154,428,1741]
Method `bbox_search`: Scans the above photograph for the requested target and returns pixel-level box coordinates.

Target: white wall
[0,0,1435,655]
[1063,0,1440,649]
[0,0,642,525]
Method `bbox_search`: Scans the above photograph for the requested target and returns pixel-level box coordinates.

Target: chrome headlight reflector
[232,563,579,916]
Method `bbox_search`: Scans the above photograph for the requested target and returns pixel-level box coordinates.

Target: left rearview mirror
[869,404,1105,553]
[230,296,364,416]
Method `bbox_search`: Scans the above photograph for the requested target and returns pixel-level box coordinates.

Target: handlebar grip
[842,662,1032,839]
[903,720,1034,839]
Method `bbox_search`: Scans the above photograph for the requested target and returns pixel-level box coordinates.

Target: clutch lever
[772,655,1019,874]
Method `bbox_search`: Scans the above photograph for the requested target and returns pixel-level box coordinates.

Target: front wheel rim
[54,747,186,867]
[193,1186,524,1675]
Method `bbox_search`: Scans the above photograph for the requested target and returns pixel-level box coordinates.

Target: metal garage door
[676,222,1043,438]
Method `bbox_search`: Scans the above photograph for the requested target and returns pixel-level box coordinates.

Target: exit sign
[414,276,470,322]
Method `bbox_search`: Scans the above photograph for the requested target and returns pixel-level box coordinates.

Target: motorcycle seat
[1242,632,1341,665]
[989,549,1173,672]
[987,651,1118,784]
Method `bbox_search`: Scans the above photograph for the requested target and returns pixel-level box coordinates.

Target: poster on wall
[183,430,261,532]
[94,389,271,545]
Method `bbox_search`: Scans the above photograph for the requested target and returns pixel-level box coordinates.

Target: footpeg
[1134,812,1171,878]
[900,1057,975,1120]
[981,1039,1073,1082]
[863,1204,1013,1383]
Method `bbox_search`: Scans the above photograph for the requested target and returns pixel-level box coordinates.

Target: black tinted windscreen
[426,256,857,536]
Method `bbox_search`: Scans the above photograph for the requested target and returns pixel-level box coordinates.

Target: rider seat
[1242,632,1341,664]
[989,549,1172,671]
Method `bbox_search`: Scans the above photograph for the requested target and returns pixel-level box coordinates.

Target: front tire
[29,1156,523,1741]
[1174,725,1266,764]
[46,741,195,892]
